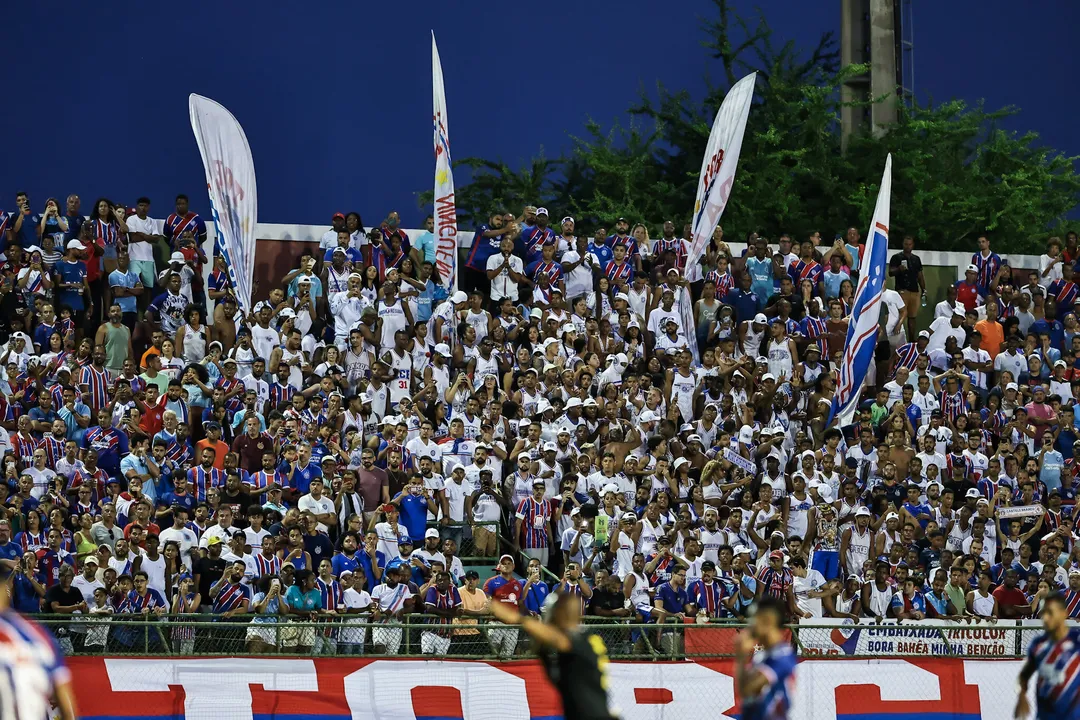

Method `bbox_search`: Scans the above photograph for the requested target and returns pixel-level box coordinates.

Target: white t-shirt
[72,575,105,604]
[486,253,524,301]
[926,316,964,353]
[442,478,475,523]
[1040,254,1063,283]
[298,494,336,533]
[793,569,827,617]
[244,526,272,551]
[159,526,200,570]
[881,289,905,338]
[124,215,160,262]
[560,250,594,300]
[250,324,280,366]
[961,347,991,389]
[371,582,414,613]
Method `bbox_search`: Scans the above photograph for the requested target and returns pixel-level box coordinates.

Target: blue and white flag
[828,153,892,427]
[188,94,258,316]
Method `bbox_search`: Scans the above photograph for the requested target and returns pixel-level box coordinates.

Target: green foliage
[421,0,1079,254]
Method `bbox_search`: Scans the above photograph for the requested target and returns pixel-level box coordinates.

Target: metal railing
[29,614,1043,659]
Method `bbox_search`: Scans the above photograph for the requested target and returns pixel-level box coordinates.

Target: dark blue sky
[3,0,1076,227]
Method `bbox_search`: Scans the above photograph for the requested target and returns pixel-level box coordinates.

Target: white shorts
[373,625,403,653]
[421,631,452,655]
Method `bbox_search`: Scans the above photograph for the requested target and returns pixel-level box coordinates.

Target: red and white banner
[70,656,1028,720]
[432,32,458,289]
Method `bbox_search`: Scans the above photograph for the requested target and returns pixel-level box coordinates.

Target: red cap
[769,550,784,560]
[332,212,346,221]
[381,503,396,513]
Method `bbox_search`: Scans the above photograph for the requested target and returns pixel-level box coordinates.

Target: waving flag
[432,32,458,290]
[828,154,893,428]
[682,72,756,360]
[189,94,258,315]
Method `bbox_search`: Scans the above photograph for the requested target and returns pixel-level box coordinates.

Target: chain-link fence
[32,614,1045,659]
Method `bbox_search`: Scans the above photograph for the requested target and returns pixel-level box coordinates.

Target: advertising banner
[69,655,1029,720]
[798,617,1014,657]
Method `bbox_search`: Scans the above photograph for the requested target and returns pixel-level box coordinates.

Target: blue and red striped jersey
[211,581,252,614]
[79,365,111,414]
[1027,626,1080,717]
[515,497,552,549]
[164,212,207,245]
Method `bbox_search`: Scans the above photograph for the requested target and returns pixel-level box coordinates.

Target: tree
[422,0,1079,253]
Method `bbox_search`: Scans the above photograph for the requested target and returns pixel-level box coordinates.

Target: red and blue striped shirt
[689,578,728,618]
[188,465,227,502]
[164,212,207,246]
[79,364,111,413]
[212,581,252,614]
[515,497,552,549]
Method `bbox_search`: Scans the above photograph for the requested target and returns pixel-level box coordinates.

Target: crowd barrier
[37,614,1050,659]
[69,655,1031,720]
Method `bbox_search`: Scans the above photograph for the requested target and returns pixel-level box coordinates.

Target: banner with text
[432,32,458,289]
[70,655,1029,720]
[189,94,258,315]
[682,71,756,361]
[798,618,1015,657]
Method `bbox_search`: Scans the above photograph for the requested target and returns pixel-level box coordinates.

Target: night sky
[4,0,1076,226]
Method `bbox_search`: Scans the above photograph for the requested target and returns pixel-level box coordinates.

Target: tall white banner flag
[687,72,756,267]
[432,33,458,290]
[682,72,756,360]
[188,94,258,316]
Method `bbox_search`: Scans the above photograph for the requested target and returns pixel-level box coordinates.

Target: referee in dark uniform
[490,590,617,720]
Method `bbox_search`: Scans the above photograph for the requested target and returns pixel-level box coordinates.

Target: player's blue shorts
[811,550,840,580]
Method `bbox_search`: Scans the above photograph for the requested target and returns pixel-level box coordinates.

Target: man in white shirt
[926,304,966,353]
[881,287,907,347]
[406,423,443,472]
[560,234,595,301]
[485,237,525,302]
[994,336,1027,381]
[960,331,992,393]
[319,213,347,250]
[241,359,271,412]
[124,197,165,294]
[298,477,337,534]
[159,507,200,570]
[414,528,447,568]
[910,374,939,426]
[441,468,473,530]
[330,276,366,348]
[791,556,827,618]
[199,506,243,548]
[72,557,105,604]
[221,533,258,586]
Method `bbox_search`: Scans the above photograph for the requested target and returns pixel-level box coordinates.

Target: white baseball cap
[434,343,451,357]
[451,291,468,303]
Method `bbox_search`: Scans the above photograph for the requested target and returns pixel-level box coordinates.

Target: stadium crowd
[1,190,1079,656]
